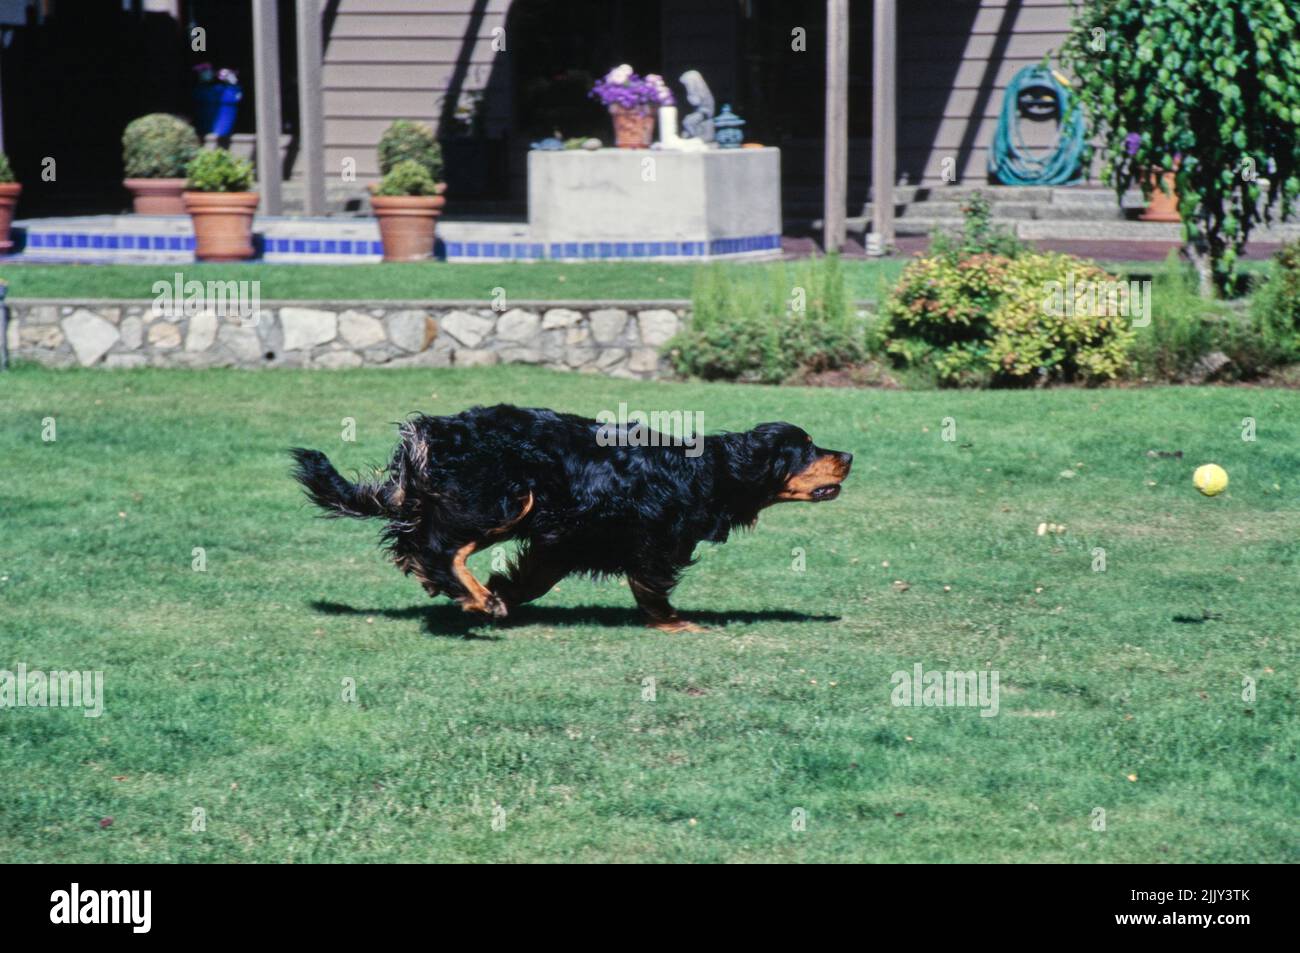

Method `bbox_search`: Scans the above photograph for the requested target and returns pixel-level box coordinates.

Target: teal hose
[989,65,1085,186]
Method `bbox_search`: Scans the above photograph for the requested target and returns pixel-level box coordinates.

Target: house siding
[309,0,1081,192]
[899,0,1082,186]
[314,0,511,182]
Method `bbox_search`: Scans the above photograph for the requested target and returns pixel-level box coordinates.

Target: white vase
[658,106,679,147]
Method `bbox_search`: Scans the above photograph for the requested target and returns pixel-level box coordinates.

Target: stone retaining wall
[3,300,689,379]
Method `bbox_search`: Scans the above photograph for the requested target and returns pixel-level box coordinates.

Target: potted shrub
[371,120,446,262]
[183,148,259,262]
[122,113,200,215]
[589,65,674,149]
[0,153,20,253]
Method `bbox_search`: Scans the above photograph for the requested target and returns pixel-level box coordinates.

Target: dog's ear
[726,423,807,487]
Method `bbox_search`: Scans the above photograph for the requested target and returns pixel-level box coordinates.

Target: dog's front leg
[487,543,569,610]
[629,577,707,633]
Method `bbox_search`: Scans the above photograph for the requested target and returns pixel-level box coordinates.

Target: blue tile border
[17,227,782,262]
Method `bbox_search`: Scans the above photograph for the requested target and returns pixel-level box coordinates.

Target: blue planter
[194,84,242,138]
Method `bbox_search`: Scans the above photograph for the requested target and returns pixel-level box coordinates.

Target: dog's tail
[289,448,395,519]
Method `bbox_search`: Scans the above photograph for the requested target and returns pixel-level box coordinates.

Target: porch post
[252,0,283,215]
[869,0,896,254]
[823,0,849,252]
[295,0,326,216]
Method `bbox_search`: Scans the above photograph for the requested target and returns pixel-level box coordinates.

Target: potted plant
[371,120,446,262]
[192,64,242,140]
[588,65,674,149]
[183,148,259,262]
[1125,133,1181,223]
[0,153,20,253]
[122,113,200,215]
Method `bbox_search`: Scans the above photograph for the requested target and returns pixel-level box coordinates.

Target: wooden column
[252,0,283,215]
[295,0,326,216]
[869,0,897,254]
[823,0,849,253]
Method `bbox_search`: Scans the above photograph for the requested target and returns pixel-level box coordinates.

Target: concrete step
[863,202,1046,221]
[872,185,1057,204]
[1030,205,1131,221]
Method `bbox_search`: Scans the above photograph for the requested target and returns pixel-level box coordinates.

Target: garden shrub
[881,250,1136,386]
[666,255,865,384]
[1250,240,1300,365]
[1126,251,1284,381]
[186,148,254,192]
[929,191,1027,262]
[374,159,439,197]
[122,113,200,179]
[378,120,443,181]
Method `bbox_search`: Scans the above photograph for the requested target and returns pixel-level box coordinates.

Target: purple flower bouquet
[590,65,674,148]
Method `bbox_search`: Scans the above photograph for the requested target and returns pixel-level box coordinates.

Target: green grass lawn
[1,365,1296,862]
[8,257,927,303]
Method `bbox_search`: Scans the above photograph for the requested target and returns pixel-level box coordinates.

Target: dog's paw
[461,592,509,620]
[485,593,509,620]
[648,618,708,634]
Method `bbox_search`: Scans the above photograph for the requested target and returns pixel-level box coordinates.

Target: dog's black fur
[290,404,851,630]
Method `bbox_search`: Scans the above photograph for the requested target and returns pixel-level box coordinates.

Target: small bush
[667,255,865,384]
[1250,240,1300,364]
[0,153,14,184]
[929,191,1027,262]
[374,159,439,197]
[1128,251,1282,381]
[186,148,254,192]
[123,113,200,179]
[882,251,1136,386]
[378,120,443,181]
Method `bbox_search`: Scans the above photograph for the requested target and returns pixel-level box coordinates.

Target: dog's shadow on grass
[310,600,838,640]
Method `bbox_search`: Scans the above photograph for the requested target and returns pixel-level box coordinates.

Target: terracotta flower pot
[183,190,260,261]
[1140,168,1181,223]
[609,105,655,149]
[125,177,188,215]
[371,184,447,262]
[0,182,20,253]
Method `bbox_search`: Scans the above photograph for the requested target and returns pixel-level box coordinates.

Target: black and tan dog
[290,404,851,631]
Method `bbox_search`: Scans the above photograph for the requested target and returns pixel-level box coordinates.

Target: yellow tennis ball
[1193,464,1229,497]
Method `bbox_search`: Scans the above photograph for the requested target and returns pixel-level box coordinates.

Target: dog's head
[727,422,853,505]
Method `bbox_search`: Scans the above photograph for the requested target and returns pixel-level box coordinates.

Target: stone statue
[678,70,715,142]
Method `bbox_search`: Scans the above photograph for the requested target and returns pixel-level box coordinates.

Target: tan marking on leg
[648,618,708,634]
[449,494,532,618]
[452,540,505,617]
[487,491,534,537]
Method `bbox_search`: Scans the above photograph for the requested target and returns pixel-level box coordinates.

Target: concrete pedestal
[528,147,782,260]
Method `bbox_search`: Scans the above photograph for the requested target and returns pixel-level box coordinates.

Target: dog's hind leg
[395,553,441,599]
[629,576,708,634]
[389,527,441,598]
[432,493,536,620]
